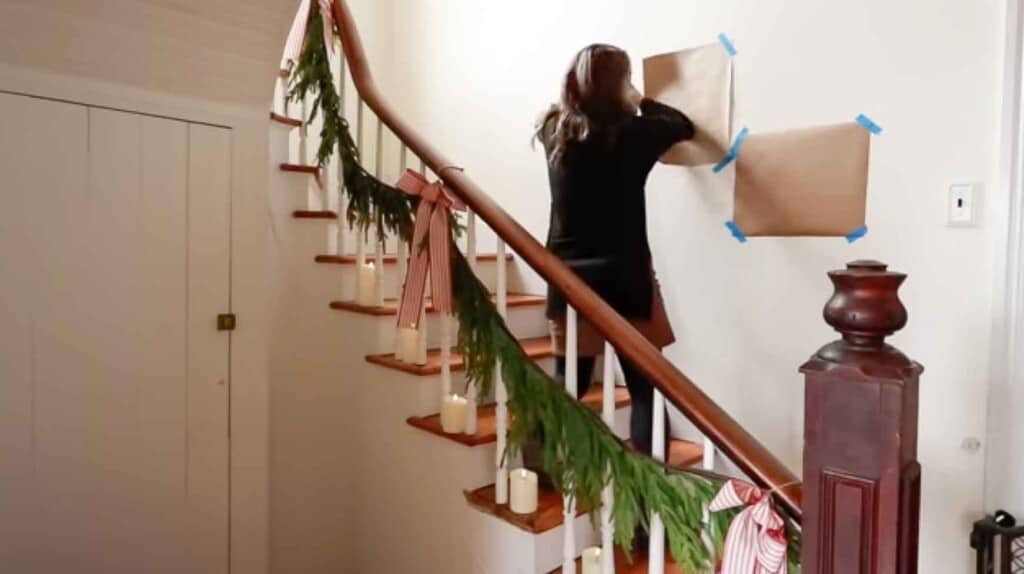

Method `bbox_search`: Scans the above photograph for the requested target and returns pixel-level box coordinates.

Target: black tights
[554,355,664,459]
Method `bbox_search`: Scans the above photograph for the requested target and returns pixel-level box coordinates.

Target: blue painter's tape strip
[712,126,750,173]
[718,33,737,56]
[725,221,748,243]
[712,154,736,173]
[855,114,882,135]
[846,225,868,243]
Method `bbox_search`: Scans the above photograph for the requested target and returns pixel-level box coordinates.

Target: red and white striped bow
[709,479,788,574]
[395,169,465,328]
[281,0,335,70]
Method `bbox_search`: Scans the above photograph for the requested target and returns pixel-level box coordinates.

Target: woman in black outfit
[534,44,694,462]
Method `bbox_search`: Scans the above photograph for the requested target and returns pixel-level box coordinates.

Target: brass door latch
[217,313,236,331]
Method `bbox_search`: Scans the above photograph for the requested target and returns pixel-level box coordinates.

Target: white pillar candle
[581,547,601,574]
[440,394,468,434]
[356,262,377,306]
[509,468,539,515]
[395,327,419,363]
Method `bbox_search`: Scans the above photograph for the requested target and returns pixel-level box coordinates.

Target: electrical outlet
[948,182,979,227]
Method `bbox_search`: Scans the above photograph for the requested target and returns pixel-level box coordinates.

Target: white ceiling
[0,0,300,108]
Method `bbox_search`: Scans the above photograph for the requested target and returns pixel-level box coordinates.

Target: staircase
[269,90,704,573]
[267,1,926,573]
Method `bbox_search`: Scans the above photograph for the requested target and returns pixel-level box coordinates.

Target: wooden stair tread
[315,253,513,265]
[293,210,338,220]
[464,439,701,533]
[269,112,302,128]
[280,163,320,175]
[665,440,705,468]
[368,337,553,376]
[330,293,545,316]
[465,483,575,535]
[549,547,690,573]
[409,387,631,447]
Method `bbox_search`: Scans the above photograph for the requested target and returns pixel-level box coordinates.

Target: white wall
[366,1,1007,571]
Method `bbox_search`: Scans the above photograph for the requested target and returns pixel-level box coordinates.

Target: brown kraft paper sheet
[733,123,870,237]
[643,43,733,166]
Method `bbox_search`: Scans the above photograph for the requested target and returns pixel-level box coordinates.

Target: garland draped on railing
[287,7,799,572]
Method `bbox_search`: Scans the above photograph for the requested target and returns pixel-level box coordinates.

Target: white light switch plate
[948,182,980,227]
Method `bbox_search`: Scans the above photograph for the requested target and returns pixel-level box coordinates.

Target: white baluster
[374,116,385,179]
[374,232,384,307]
[398,145,410,277]
[416,300,428,365]
[463,212,479,432]
[465,388,478,435]
[281,69,291,116]
[601,343,616,574]
[563,306,578,574]
[463,210,477,433]
[601,344,615,423]
[299,94,309,166]
[351,98,366,302]
[440,312,452,399]
[335,49,347,256]
[649,389,667,574]
[374,119,385,307]
[494,238,509,504]
[702,438,716,470]
[467,210,477,272]
[356,98,364,157]
[274,75,285,116]
[496,239,507,318]
[354,228,366,302]
[393,146,410,359]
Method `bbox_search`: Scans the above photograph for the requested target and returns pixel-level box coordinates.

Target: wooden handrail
[331,0,803,519]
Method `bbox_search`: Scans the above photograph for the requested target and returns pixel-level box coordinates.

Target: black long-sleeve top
[542,99,694,320]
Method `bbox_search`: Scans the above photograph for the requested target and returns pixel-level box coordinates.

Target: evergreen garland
[288,7,801,572]
[288,9,414,244]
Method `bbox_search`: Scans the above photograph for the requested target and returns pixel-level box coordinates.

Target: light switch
[948,183,979,227]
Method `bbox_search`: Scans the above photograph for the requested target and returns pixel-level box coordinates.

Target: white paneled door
[0,93,231,573]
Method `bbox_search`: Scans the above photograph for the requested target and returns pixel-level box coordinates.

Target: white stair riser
[373,357,557,417]
[338,305,549,351]
[311,257,514,300]
[465,508,600,574]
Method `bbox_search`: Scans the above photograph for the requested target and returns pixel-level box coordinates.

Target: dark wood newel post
[800,260,923,574]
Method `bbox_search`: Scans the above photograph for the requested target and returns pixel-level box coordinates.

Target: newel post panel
[800,261,923,574]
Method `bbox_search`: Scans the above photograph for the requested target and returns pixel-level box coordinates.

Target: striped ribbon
[709,479,788,574]
[394,169,465,328]
[280,0,335,70]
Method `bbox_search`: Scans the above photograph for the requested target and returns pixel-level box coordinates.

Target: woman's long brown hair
[536,44,633,164]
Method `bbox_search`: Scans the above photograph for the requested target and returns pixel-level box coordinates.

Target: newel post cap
[802,260,922,380]
[824,260,908,347]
